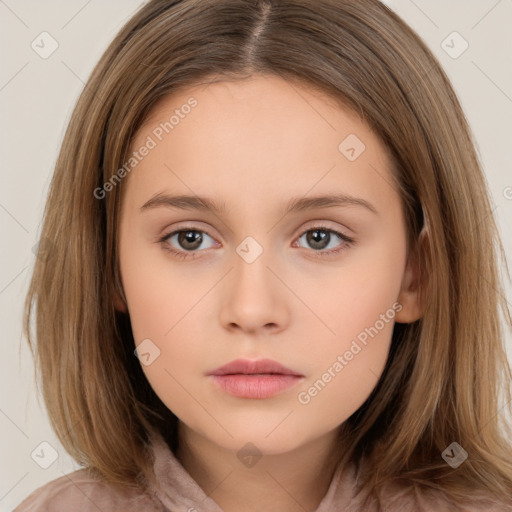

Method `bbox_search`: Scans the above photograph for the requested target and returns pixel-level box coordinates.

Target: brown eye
[296,227,353,255]
[160,228,217,258]
[176,230,203,251]
[304,229,331,250]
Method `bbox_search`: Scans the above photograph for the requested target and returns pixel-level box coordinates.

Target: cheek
[119,235,203,341]
[293,234,406,424]
[120,248,210,429]
[119,237,213,389]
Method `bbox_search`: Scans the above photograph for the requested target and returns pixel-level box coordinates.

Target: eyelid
[159,222,217,242]
[296,219,354,237]
[159,219,353,240]
[158,220,355,259]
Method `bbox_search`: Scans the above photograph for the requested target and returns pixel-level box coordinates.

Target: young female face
[117,74,421,455]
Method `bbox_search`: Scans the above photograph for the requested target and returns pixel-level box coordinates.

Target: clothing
[14,431,512,511]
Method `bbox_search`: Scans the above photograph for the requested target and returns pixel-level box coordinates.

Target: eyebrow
[140,192,378,216]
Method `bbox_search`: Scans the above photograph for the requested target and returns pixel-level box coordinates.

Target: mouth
[207,358,304,399]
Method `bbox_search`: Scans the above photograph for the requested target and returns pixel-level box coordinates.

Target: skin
[116,74,422,512]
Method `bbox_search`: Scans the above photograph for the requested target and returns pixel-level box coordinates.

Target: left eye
[295,227,351,252]
[159,226,354,259]
[163,229,217,255]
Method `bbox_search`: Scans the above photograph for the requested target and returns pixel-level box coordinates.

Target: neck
[176,423,342,512]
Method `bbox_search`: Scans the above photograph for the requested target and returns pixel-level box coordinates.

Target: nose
[218,245,290,335]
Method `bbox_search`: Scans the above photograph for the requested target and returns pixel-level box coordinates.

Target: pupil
[180,231,201,250]
[308,230,328,249]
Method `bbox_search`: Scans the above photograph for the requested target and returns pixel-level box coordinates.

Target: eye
[294,226,354,257]
[158,225,355,260]
[159,228,217,259]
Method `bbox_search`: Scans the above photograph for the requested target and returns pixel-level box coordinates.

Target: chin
[207,421,317,457]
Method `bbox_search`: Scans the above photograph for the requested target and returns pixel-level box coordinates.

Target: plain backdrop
[1,1,511,510]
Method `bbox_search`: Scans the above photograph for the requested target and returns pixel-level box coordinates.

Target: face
[117,74,420,455]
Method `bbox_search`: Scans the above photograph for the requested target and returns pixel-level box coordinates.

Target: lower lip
[210,374,303,399]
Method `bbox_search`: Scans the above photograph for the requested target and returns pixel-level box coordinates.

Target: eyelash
[158,225,355,260]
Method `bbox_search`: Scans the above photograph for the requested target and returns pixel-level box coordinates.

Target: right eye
[159,228,218,259]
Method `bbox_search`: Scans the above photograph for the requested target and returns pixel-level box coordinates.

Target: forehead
[124,74,399,217]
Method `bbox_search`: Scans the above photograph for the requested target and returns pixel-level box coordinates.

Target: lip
[207,358,304,399]
[208,358,303,377]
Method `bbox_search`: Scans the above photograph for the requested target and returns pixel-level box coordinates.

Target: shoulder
[13,468,162,512]
[341,468,512,512]
[414,491,512,512]
[382,482,512,512]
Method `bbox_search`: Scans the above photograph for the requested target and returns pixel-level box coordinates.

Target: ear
[112,281,128,314]
[395,227,428,324]
[113,292,128,313]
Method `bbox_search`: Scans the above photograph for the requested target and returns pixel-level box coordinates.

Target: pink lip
[209,358,303,376]
[208,358,304,399]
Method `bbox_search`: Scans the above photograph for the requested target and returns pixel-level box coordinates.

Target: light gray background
[1,1,511,509]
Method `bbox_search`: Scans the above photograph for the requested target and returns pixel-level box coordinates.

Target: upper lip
[208,358,303,376]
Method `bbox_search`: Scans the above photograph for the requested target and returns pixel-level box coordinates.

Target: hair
[24,0,512,507]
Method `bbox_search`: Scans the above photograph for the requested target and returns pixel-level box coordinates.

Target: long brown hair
[24,0,512,506]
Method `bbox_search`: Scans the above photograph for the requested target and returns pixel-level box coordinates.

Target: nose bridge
[219,233,287,332]
[232,233,274,300]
